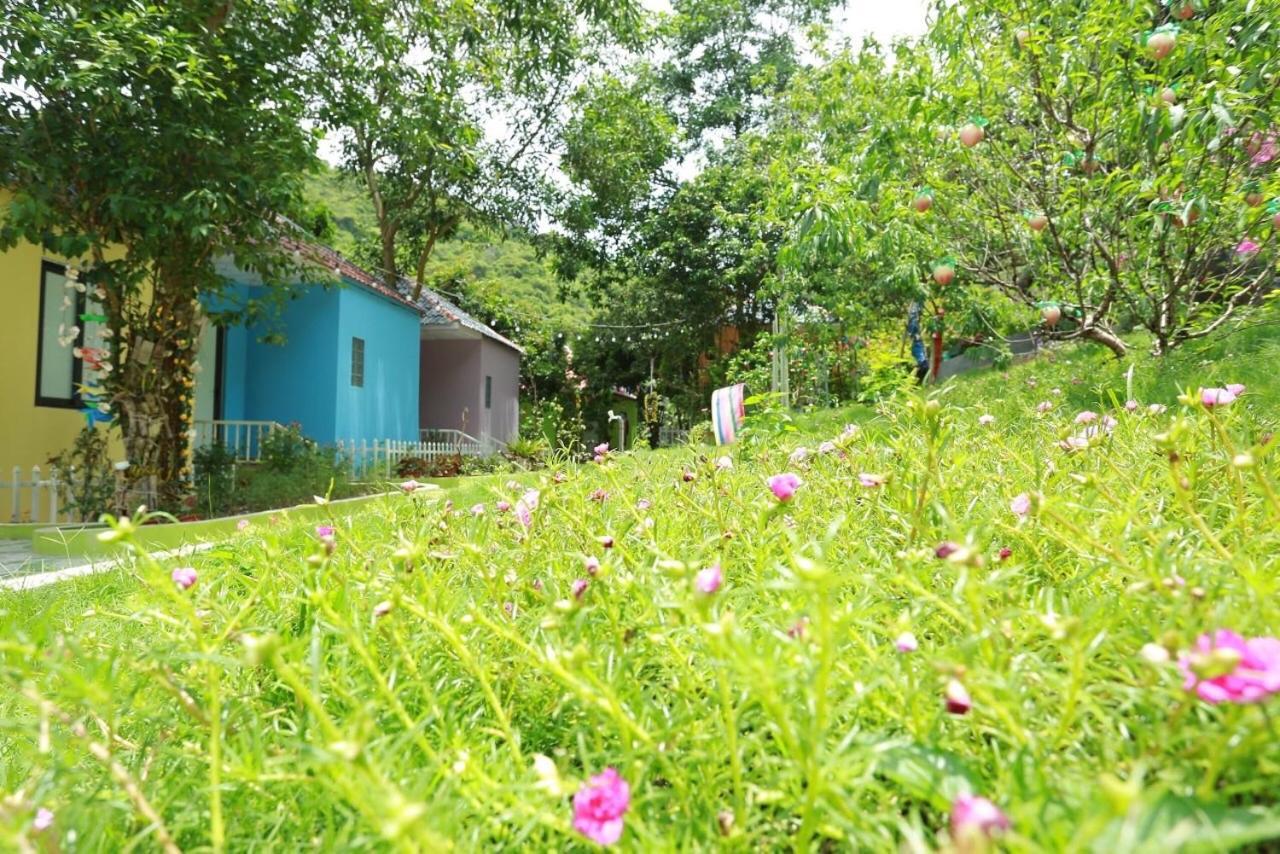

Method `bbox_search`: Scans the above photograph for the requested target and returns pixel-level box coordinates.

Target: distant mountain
[303,166,591,334]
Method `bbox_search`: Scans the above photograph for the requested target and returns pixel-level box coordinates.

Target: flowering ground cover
[2,325,1280,851]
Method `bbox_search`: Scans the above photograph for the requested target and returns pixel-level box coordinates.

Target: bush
[46,425,116,522]
[192,442,237,517]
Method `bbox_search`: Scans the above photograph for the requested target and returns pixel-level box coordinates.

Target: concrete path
[0,540,214,593]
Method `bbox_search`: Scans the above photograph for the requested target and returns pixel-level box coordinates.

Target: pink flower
[1201,386,1240,407]
[236,518,250,531]
[895,632,918,653]
[978,414,996,426]
[935,541,961,559]
[945,678,972,715]
[1178,630,1280,704]
[1248,131,1278,167]
[818,441,836,454]
[33,808,54,832]
[1125,399,1139,412]
[590,488,609,503]
[515,489,540,527]
[572,767,631,846]
[400,479,424,493]
[998,547,1013,561]
[636,498,651,510]
[1236,239,1261,257]
[858,472,886,488]
[585,556,601,576]
[471,503,486,516]
[950,795,1010,839]
[1074,410,1098,424]
[694,563,723,594]
[1148,403,1168,415]
[315,525,335,539]
[571,578,590,599]
[1010,493,1031,518]
[788,618,809,640]
[1226,383,1246,396]
[594,442,609,457]
[598,535,614,549]
[681,470,696,483]
[496,500,511,512]
[373,600,393,618]
[171,567,198,590]
[1036,401,1053,413]
[767,473,802,502]
[715,455,733,470]
[789,447,809,465]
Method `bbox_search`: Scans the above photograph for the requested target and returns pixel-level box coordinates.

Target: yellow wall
[0,204,96,475]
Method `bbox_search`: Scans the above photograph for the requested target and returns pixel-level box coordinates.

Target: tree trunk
[1081,324,1127,359]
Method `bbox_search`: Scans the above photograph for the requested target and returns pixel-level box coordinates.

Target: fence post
[30,465,43,525]
[9,465,19,522]
[48,467,61,523]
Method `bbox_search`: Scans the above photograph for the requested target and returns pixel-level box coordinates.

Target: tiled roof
[278,234,421,312]
[403,283,525,354]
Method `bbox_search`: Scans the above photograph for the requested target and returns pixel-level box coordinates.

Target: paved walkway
[0,539,214,592]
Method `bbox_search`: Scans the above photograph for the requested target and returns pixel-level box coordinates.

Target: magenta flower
[858,472,886,488]
[594,442,609,456]
[315,525,335,539]
[1226,383,1246,396]
[1201,386,1240,407]
[978,414,996,426]
[496,500,511,512]
[33,808,54,832]
[598,535,614,549]
[1178,630,1280,704]
[1236,239,1261,257]
[571,578,590,600]
[694,563,723,595]
[585,556,601,576]
[171,567,198,590]
[767,473,802,502]
[1010,493,1031,518]
[935,541,961,559]
[950,795,1010,839]
[1074,410,1098,425]
[572,767,630,846]
[400,479,424,493]
[515,489,540,528]
[1125,399,1139,412]
[895,631,918,653]
[998,547,1013,561]
[681,470,697,483]
[945,678,972,715]
[1248,131,1278,167]
[590,488,609,503]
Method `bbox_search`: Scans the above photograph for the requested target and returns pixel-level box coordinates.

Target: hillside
[303,168,593,334]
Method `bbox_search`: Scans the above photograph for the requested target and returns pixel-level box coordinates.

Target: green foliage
[192,443,238,518]
[45,425,116,523]
[2,326,1280,848]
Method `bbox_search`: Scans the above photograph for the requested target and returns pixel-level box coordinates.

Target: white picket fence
[2,465,74,524]
[193,420,280,463]
[338,433,499,479]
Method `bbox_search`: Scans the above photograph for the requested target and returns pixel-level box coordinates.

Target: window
[484,375,492,409]
[35,261,82,408]
[351,337,365,387]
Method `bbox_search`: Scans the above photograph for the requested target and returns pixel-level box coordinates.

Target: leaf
[872,742,980,810]
[1091,794,1280,854]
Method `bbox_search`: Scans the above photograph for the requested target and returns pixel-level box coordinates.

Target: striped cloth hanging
[711,383,746,445]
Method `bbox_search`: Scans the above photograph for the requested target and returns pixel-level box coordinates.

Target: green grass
[2,320,1279,850]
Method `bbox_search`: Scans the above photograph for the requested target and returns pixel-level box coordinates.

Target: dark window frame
[484,375,492,409]
[351,336,365,388]
[34,260,84,409]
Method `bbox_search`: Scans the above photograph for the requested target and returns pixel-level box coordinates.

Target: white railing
[3,465,73,524]
[339,436,506,479]
[193,420,280,462]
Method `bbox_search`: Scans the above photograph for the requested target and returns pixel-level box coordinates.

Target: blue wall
[333,284,420,443]
[212,279,419,445]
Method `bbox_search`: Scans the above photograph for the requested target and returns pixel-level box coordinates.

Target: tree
[312,0,643,298]
[0,0,319,505]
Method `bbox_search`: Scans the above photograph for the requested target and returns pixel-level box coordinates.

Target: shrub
[46,425,116,522]
[192,442,237,517]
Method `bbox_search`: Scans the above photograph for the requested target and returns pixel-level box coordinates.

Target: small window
[35,261,83,408]
[351,337,365,387]
[484,375,492,409]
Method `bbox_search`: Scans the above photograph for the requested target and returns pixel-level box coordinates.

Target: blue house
[192,239,423,453]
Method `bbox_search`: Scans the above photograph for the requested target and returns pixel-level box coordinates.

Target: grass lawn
[2,318,1279,850]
